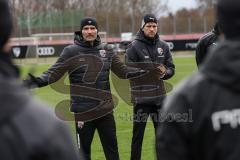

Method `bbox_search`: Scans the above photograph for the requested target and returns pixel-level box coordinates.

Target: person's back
[0,0,79,159]
[157,41,240,160]
[0,74,80,160]
[198,41,240,159]
[157,0,240,159]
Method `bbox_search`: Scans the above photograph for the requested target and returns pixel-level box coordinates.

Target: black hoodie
[26,31,143,117]
[0,51,23,127]
[157,40,240,160]
[0,51,79,160]
[0,52,19,78]
[202,40,240,92]
[195,29,219,67]
[126,30,175,105]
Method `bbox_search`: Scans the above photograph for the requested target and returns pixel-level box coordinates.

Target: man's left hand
[156,64,167,79]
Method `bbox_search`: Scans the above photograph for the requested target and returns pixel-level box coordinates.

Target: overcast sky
[167,0,198,13]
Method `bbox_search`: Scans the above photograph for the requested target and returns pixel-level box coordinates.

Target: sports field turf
[19,54,197,159]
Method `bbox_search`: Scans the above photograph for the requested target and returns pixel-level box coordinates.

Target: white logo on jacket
[157,48,163,55]
[99,50,106,58]
[13,47,21,57]
[212,109,240,131]
[157,48,164,58]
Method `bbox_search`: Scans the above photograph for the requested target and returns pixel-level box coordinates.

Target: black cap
[80,17,98,31]
[217,0,240,39]
[141,14,158,28]
[0,0,12,50]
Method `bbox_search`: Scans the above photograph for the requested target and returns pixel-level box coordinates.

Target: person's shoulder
[199,31,217,43]
[60,44,81,58]
[128,39,140,47]
[158,39,169,47]
[163,72,208,112]
[20,97,65,129]
[64,44,80,51]
[13,96,69,142]
[174,72,205,94]
[126,40,139,53]
[0,77,67,139]
[7,93,78,159]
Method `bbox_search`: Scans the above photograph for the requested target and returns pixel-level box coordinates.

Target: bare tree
[9,0,169,36]
[196,0,217,9]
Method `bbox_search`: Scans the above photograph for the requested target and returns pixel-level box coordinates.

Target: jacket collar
[74,31,102,48]
[135,29,160,45]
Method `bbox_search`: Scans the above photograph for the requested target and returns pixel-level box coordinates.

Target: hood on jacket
[74,31,101,48]
[0,51,19,78]
[0,51,25,124]
[135,29,160,45]
[201,40,240,92]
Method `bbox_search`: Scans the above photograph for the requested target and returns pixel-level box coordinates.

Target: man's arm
[24,47,71,88]
[160,45,175,80]
[195,38,206,67]
[111,54,145,79]
[125,45,138,63]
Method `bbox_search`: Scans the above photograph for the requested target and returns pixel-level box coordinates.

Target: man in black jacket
[0,1,79,160]
[195,21,224,67]
[24,17,145,160]
[125,14,175,160]
[157,0,240,160]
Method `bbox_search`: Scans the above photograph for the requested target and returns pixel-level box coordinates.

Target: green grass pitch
[19,54,197,160]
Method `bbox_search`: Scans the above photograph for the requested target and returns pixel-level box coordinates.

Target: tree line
[9,0,216,37]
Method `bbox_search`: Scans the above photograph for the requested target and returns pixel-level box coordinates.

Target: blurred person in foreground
[24,16,145,159]
[0,0,80,160]
[195,21,224,67]
[157,0,240,159]
[125,13,175,160]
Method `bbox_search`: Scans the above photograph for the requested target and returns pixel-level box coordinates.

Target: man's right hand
[155,64,167,79]
[23,73,40,88]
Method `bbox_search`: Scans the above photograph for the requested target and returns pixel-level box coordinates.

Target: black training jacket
[157,40,240,160]
[0,52,79,160]
[28,31,141,114]
[126,30,175,105]
[195,30,219,67]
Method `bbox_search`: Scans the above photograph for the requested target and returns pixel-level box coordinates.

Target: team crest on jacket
[157,48,163,55]
[13,47,21,57]
[99,50,106,57]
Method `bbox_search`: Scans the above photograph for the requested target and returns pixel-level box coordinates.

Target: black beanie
[0,0,12,50]
[217,0,240,39]
[80,17,98,31]
[141,14,158,28]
